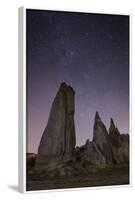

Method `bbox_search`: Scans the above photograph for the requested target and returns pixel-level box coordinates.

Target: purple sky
[26,9,129,153]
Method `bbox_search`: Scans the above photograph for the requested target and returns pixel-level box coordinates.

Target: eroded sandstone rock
[93,112,113,164]
[109,118,121,148]
[109,118,129,164]
[77,140,106,165]
[36,82,76,169]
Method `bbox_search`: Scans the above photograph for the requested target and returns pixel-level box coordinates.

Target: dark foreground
[27,164,129,191]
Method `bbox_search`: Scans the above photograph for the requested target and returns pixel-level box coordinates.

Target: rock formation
[109,118,121,147]
[93,112,113,164]
[76,139,106,166]
[109,118,129,164]
[36,82,76,169]
[33,83,129,177]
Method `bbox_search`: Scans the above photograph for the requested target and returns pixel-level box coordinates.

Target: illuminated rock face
[36,82,76,168]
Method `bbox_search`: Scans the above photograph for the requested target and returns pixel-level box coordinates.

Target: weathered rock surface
[93,112,113,164]
[109,118,129,164]
[36,82,76,168]
[76,139,106,166]
[109,118,121,147]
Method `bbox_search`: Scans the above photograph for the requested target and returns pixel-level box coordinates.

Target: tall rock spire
[109,118,129,164]
[110,118,115,129]
[95,111,101,121]
[93,112,113,164]
[109,118,121,147]
[36,82,76,168]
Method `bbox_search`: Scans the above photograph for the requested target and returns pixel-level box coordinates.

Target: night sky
[26,9,129,153]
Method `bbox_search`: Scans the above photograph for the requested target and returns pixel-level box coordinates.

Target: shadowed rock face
[93,112,113,164]
[36,82,76,168]
[109,118,121,147]
[109,118,129,164]
[77,139,106,165]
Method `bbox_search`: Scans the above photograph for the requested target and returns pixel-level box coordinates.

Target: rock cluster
[77,115,129,167]
[76,139,106,166]
[35,83,129,176]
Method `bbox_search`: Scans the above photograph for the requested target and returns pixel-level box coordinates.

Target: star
[70,50,75,57]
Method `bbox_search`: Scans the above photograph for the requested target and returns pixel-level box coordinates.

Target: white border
[129,10,132,190]
[18,7,132,194]
[18,7,26,193]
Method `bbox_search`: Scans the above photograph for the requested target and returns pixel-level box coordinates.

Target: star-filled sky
[26,9,129,153]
